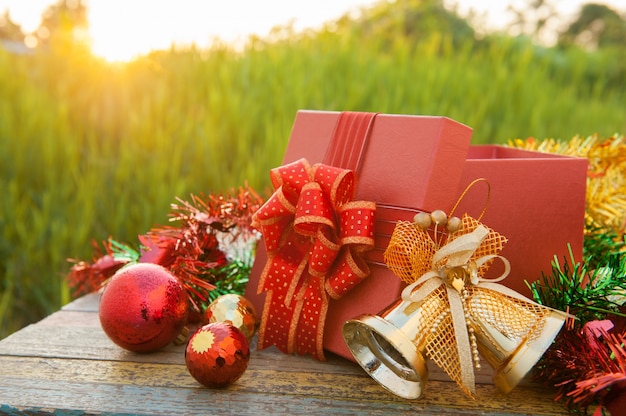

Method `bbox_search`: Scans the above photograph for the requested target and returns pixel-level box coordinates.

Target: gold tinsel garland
[509,134,626,235]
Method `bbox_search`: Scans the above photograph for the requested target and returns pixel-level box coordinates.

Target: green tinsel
[584,224,626,270]
[528,236,626,326]
[108,238,141,263]
[206,257,253,304]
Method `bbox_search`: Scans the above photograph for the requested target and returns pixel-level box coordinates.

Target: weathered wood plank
[0,312,502,384]
[0,322,369,376]
[0,378,557,416]
[38,309,101,327]
[0,356,567,415]
[60,292,100,312]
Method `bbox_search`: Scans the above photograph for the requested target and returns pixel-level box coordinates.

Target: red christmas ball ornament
[185,322,250,388]
[204,294,257,340]
[99,263,188,353]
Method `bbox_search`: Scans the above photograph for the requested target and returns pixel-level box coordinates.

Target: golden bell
[466,289,567,393]
[342,293,444,399]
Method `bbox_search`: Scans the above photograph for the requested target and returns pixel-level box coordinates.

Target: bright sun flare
[2,0,381,63]
[86,0,379,63]
[87,1,214,62]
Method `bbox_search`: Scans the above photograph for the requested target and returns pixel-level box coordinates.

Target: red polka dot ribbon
[252,158,376,360]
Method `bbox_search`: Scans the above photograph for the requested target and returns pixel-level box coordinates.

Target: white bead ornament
[446,216,462,233]
[413,212,432,229]
[430,210,448,226]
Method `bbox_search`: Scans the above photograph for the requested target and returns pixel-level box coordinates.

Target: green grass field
[1,17,624,338]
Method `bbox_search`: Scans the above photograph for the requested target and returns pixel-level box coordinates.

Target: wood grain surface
[0,293,570,415]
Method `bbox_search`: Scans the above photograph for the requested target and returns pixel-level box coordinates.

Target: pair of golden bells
[342,209,567,399]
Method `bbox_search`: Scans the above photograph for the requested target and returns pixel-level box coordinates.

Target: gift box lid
[283,110,473,213]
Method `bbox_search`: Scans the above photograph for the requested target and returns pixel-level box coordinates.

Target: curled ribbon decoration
[384,214,554,398]
[252,158,376,360]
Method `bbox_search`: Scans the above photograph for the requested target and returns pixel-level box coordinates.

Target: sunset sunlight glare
[2,0,626,62]
[1,0,380,62]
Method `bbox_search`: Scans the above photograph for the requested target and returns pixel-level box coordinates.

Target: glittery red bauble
[185,322,250,388]
[204,294,257,340]
[99,263,188,353]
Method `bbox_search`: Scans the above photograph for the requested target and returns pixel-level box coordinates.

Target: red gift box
[454,145,588,296]
[246,110,587,361]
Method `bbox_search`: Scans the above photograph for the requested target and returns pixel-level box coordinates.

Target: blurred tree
[507,0,559,43]
[0,10,24,42]
[340,0,475,47]
[36,0,89,47]
[558,3,626,50]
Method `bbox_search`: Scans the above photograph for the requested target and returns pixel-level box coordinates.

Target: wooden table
[0,293,570,415]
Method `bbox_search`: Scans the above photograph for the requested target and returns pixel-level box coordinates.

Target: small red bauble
[99,263,188,353]
[185,322,250,388]
[204,294,257,340]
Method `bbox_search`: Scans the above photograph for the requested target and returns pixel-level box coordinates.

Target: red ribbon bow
[252,158,376,360]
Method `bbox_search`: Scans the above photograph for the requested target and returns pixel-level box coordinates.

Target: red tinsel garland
[65,185,264,314]
[66,239,127,297]
[535,317,626,414]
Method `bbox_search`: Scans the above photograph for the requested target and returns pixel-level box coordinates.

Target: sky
[1,0,625,62]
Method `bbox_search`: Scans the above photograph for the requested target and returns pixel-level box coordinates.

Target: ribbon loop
[432,225,489,267]
[252,186,298,253]
[308,228,340,278]
[326,247,371,300]
[293,182,335,236]
[270,159,312,193]
[339,201,376,245]
[311,163,356,206]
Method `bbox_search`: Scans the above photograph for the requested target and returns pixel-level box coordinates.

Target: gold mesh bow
[384,214,553,398]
